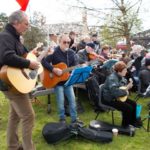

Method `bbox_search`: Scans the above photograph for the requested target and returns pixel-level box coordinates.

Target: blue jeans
[54,85,77,122]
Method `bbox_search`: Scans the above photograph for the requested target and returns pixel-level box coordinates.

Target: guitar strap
[66,51,69,67]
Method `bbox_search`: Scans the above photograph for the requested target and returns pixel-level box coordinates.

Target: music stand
[102,59,118,70]
[64,66,93,87]
[64,66,93,113]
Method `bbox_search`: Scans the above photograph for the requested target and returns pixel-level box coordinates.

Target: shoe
[71,118,84,126]
[133,118,143,128]
[59,118,66,124]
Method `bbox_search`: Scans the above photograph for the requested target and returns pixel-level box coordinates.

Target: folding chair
[142,109,150,132]
[95,84,117,125]
[134,82,150,132]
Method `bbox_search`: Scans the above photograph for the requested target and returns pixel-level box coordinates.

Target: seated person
[79,35,91,49]
[100,45,110,60]
[139,58,150,93]
[77,42,105,65]
[102,61,142,128]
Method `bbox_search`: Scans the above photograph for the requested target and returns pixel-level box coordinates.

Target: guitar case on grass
[70,122,113,143]
[42,122,113,144]
[89,120,135,137]
[42,122,73,144]
[78,127,113,143]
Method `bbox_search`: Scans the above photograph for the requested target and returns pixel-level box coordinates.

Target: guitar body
[40,63,70,88]
[0,53,43,93]
[118,86,128,102]
[118,95,128,102]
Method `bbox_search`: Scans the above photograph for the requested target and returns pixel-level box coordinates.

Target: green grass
[0,91,150,150]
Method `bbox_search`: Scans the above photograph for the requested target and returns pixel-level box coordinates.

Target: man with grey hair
[0,10,39,150]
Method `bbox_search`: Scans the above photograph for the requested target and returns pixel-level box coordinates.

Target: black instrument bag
[42,122,73,144]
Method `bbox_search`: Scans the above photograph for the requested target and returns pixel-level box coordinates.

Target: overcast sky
[0,0,150,30]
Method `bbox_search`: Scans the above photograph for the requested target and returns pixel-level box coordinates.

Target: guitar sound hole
[29,70,37,79]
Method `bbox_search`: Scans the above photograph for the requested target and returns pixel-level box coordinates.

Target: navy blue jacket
[42,46,78,85]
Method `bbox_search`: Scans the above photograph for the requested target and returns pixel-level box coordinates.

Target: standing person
[0,10,39,150]
[42,34,82,124]
[102,61,142,128]
[69,31,77,52]
[91,33,101,54]
[49,33,58,51]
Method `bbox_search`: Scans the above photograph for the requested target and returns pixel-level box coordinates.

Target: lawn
[0,90,150,150]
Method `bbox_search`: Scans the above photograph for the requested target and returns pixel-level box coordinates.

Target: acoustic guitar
[40,60,98,89]
[118,79,133,102]
[0,53,43,94]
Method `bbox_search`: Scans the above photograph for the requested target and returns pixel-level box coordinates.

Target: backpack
[85,76,105,112]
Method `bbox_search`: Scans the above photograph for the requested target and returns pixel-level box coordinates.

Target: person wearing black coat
[0,10,39,150]
[139,58,150,93]
[102,61,142,128]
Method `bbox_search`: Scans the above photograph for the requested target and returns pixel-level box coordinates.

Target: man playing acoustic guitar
[42,34,82,124]
[102,61,142,128]
[0,10,39,150]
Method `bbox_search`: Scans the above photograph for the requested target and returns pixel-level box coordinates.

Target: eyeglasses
[63,41,70,45]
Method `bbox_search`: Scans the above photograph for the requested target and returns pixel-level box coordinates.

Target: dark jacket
[77,49,89,64]
[102,72,128,102]
[41,46,78,85]
[0,24,30,68]
[139,68,150,93]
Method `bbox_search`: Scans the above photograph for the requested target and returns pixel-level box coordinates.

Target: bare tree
[101,0,143,53]
[63,0,143,53]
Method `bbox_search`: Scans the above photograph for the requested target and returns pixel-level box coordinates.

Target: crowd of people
[0,10,149,150]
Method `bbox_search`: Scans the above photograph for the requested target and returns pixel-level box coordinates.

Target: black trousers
[103,99,137,127]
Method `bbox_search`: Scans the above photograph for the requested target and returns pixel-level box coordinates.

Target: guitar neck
[62,59,98,73]
[37,50,48,62]
[62,64,81,73]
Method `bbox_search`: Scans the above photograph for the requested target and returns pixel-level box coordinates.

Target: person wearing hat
[77,42,96,64]
[139,58,150,93]
[77,42,106,65]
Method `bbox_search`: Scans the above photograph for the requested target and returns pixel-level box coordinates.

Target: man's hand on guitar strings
[53,68,63,76]
[29,61,40,70]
